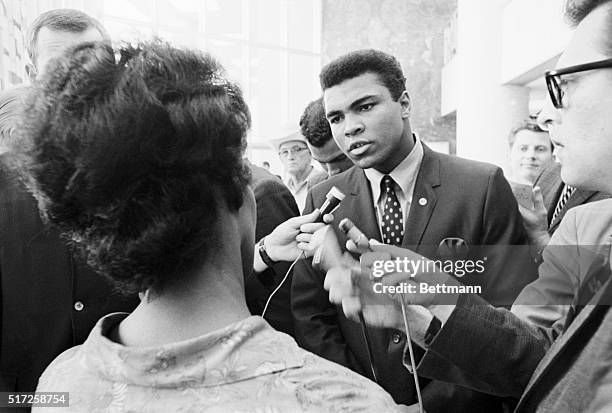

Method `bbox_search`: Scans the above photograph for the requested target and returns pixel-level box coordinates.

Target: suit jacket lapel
[546,184,564,226]
[402,145,439,247]
[537,163,563,214]
[347,168,382,242]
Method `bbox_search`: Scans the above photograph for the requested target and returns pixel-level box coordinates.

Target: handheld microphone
[311,187,345,270]
[262,188,345,319]
[316,186,345,222]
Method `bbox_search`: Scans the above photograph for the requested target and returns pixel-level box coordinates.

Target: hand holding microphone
[295,187,345,259]
[255,202,333,271]
[260,187,344,317]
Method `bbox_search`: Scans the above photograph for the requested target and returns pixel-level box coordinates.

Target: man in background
[300,97,354,176]
[272,128,327,212]
[508,117,554,186]
[0,9,138,396]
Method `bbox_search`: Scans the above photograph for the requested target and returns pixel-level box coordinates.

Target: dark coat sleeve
[247,177,299,336]
[476,167,538,307]
[417,293,551,399]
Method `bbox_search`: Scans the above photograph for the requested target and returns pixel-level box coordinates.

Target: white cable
[400,298,424,413]
[261,251,305,318]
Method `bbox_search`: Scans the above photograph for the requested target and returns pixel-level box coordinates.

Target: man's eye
[329,116,342,124]
[359,103,374,111]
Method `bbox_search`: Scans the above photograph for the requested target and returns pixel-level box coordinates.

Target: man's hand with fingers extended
[323,244,464,347]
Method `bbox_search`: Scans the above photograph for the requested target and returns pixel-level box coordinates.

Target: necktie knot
[382,175,395,193]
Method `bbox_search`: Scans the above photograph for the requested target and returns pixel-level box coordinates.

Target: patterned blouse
[34,314,407,412]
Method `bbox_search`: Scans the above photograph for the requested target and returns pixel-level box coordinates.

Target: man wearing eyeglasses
[272,130,327,212]
[324,1,612,411]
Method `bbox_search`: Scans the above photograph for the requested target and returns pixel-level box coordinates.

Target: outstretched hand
[323,244,454,341]
[264,209,334,262]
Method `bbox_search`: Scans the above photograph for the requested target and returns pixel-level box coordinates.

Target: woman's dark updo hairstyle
[14,40,251,295]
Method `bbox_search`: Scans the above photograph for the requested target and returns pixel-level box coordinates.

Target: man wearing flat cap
[271,127,327,212]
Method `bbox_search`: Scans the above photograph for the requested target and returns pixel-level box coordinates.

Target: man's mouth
[348,141,371,156]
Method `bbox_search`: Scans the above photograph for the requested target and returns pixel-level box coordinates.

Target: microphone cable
[261,251,305,318]
[399,298,424,413]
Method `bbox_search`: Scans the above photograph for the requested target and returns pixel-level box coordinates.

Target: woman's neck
[116,251,252,347]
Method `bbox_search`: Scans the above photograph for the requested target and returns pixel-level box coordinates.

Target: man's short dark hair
[565,0,612,53]
[299,98,332,148]
[319,49,406,100]
[509,117,553,150]
[26,9,109,66]
[14,41,251,295]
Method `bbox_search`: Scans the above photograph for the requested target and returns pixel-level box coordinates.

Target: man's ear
[399,91,411,119]
[25,63,37,83]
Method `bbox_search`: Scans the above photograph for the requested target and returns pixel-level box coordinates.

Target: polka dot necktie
[381,175,404,246]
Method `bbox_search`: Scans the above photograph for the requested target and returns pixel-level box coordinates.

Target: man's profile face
[308,139,354,176]
[324,72,412,174]
[278,140,311,176]
[30,26,103,80]
[538,4,612,192]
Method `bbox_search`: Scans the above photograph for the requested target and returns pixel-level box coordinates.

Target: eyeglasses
[545,57,612,108]
[279,146,309,158]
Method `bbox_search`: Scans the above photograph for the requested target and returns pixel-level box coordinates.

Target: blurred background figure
[0,9,138,400]
[270,127,327,212]
[0,87,28,153]
[508,117,554,185]
[300,97,354,177]
[16,40,402,411]
[259,160,281,180]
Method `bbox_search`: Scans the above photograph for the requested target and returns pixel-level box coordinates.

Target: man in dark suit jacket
[1,10,139,397]
[535,162,609,234]
[291,49,536,411]
[247,163,299,335]
[323,1,612,411]
[0,166,138,393]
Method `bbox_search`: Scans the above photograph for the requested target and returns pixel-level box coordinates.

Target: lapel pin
[419,197,427,206]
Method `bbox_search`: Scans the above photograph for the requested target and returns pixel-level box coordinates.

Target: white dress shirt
[284,165,327,212]
[364,137,424,235]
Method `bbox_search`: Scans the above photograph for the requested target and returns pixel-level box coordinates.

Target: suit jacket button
[392,332,402,344]
[74,301,84,311]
